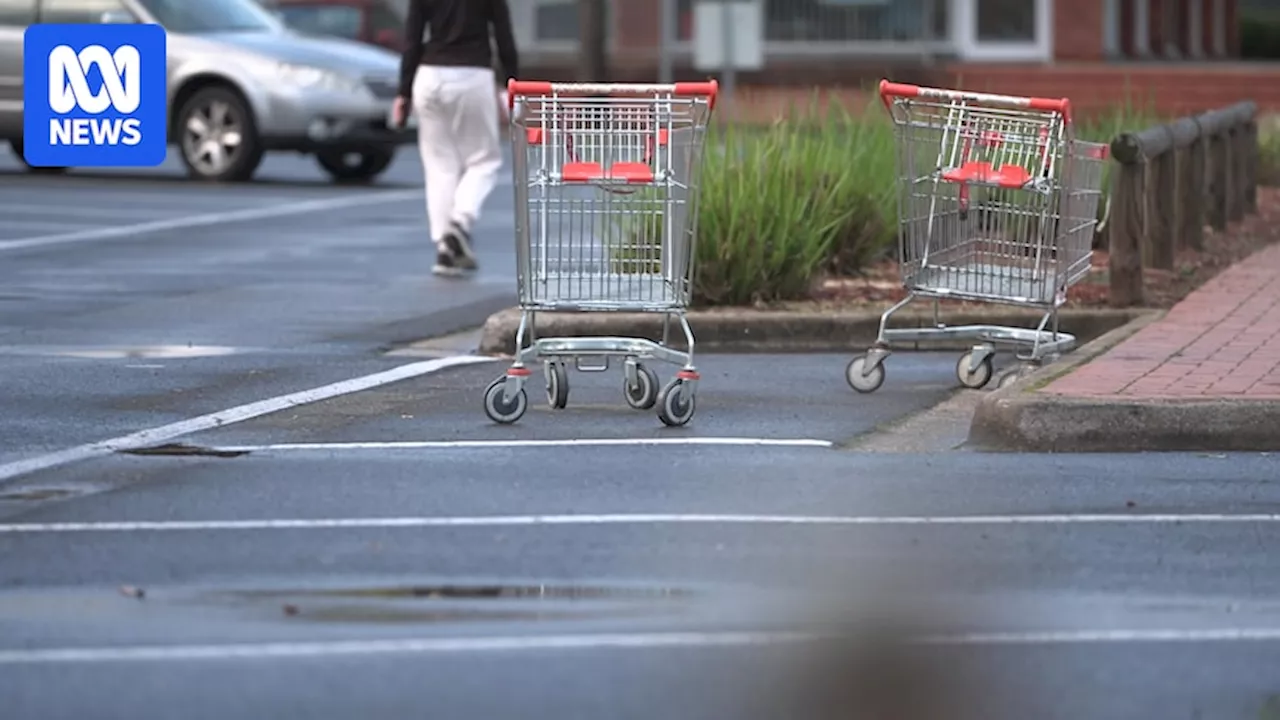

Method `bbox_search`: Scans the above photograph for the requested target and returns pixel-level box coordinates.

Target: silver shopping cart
[846,80,1109,393]
[482,79,719,426]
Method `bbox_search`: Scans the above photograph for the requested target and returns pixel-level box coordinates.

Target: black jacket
[397,0,520,99]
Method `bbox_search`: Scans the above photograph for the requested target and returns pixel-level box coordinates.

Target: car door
[0,0,38,137]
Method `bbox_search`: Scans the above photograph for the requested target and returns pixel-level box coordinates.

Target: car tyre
[176,85,263,183]
[9,138,69,174]
[315,147,395,184]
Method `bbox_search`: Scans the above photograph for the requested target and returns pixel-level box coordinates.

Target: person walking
[391,0,519,277]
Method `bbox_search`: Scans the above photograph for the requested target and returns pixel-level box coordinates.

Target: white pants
[412,65,503,245]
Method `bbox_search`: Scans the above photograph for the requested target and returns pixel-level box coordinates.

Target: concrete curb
[476,307,1149,356]
[967,311,1280,452]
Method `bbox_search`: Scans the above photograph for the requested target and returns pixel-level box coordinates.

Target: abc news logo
[48,44,144,146]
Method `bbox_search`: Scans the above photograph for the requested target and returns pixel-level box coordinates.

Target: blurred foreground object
[758,605,992,720]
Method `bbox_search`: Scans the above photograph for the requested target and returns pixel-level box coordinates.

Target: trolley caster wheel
[544,361,569,410]
[656,378,696,427]
[483,377,527,424]
[845,355,885,394]
[623,363,659,410]
[996,370,1022,390]
[996,363,1037,390]
[956,351,995,389]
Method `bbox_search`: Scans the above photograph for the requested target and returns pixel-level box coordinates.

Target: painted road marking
[0,189,420,253]
[213,438,835,452]
[0,202,199,220]
[0,355,494,484]
[3,512,1279,534]
[2,627,1280,664]
[1,219,101,232]
[0,345,247,359]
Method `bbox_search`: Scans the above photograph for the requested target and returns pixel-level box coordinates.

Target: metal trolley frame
[846,80,1109,394]
[483,79,718,426]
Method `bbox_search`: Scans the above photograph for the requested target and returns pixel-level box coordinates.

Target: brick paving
[1043,243,1280,399]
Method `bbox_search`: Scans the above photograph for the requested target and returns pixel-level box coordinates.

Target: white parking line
[0,189,420,253]
[0,219,101,232]
[0,203,200,220]
[1,627,1278,664]
[0,355,494,484]
[215,438,835,452]
[3,512,1278,534]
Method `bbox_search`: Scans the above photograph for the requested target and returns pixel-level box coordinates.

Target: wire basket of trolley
[845,80,1109,394]
[482,79,719,426]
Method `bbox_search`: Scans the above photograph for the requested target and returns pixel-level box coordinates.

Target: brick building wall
[522,0,1264,117]
[1055,0,1107,60]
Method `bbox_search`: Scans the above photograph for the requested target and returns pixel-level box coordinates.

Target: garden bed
[782,186,1280,313]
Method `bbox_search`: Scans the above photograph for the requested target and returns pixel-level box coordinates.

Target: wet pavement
[2,147,1280,719]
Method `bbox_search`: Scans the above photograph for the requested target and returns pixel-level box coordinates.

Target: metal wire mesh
[886,97,1102,308]
[510,93,713,311]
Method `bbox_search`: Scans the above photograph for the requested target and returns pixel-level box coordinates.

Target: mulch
[771,186,1280,313]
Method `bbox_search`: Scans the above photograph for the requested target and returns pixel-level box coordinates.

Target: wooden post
[1108,163,1146,308]
[1181,135,1206,251]
[1207,132,1229,230]
[1147,150,1176,270]
[577,0,609,83]
[1226,126,1244,223]
[1242,120,1258,214]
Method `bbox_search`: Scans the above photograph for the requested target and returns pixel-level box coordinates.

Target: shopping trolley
[482,79,718,426]
[845,80,1109,394]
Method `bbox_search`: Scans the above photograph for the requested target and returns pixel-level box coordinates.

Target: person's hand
[391,95,409,129]
[495,87,509,124]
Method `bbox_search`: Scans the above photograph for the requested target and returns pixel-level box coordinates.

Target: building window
[975,0,1037,41]
[678,0,946,43]
[535,0,578,42]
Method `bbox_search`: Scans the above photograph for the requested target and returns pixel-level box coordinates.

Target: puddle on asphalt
[122,443,248,458]
[0,485,90,501]
[0,345,246,359]
[274,605,670,625]
[277,584,695,601]
[208,583,698,625]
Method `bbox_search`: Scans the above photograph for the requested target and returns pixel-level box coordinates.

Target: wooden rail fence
[1105,101,1258,308]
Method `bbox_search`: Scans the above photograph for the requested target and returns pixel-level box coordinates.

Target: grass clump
[1259,116,1280,186]
[691,101,896,306]
[612,93,1169,308]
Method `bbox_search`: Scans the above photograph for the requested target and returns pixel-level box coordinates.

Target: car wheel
[315,147,395,184]
[177,85,263,182]
[9,138,69,174]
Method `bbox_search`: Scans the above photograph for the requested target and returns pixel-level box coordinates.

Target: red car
[266,0,410,52]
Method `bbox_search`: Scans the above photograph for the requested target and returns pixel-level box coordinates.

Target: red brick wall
[1055,0,1107,60]
[944,63,1279,116]
[525,0,1266,120]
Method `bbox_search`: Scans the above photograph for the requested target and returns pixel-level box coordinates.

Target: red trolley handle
[508,80,719,111]
[879,79,1071,119]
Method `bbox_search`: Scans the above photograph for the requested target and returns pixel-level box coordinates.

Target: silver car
[0,0,414,183]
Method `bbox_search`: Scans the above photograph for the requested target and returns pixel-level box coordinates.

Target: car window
[132,0,281,33]
[0,0,37,25]
[38,0,128,24]
[368,2,399,34]
[278,4,362,39]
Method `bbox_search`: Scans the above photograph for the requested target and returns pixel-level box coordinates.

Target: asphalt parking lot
[3,145,1280,719]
